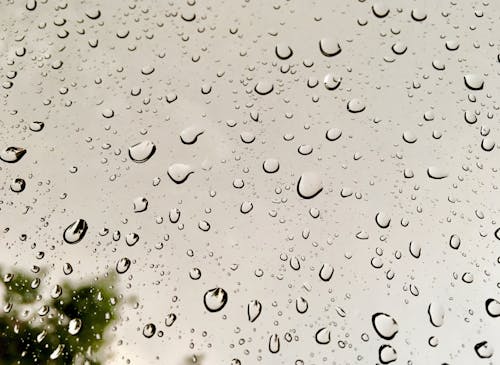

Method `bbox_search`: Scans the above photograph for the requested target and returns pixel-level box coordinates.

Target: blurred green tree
[0,266,119,364]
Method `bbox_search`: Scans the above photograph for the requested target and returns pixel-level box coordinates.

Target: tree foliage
[0,267,119,364]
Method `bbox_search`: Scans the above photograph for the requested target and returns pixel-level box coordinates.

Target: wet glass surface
[0,0,499,364]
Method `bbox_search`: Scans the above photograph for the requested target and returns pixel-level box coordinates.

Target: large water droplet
[474,341,494,359]
[116,257,131,274]
[0,147,27,163]
[326,127,342,141]
[464,74,484,90]
[63,219,88,244]
[485,298,500,317]
[128,141,156,163]
[427,302,445,327]
[427,166,448,179]
[275,43,293,60]
[297,172,323,199]
[10,178,26,193]
[268,334,280,353]
[68,318,82,335]
[319,263,334,281]
[315,327,331,344]
[254,80,274,95]
[296,297,309,314]
[375,212,391,228]
[372,3,390,18]
[133,196,148,213]
[379,344,397,364]
[203,287,228,312]
[347,98,366,113]
[247,300,262,322]
[143,323,156,338]
[372,313,399,340]
[319,38,341,57]
[167,163,193,184]
[324,73,342,90]
[263,158,280,173]
[180,126,204,145]
[165,313,177,327]
[449,234,461,249]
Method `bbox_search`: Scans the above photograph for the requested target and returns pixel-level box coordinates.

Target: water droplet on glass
[254,81,274,95]
[319,263,334,281]
[485,298,500,318]
[427,166,448,179]
[347,99,366,113]
[116,257,131,274]
[68,318,82,335]
[247,300,262,322]
[326,128,342,141]
[63,219,88,244]
[203,287,228,312]
[427,302,445,327]
[275,43,293,60]
[474,341,494,359]
[128,141,156,163]
[297,171,323,199]
[379,344,397,364]
[167,163,193,184]
[143,323,156,338]
[263,158,280,173]
[0,147,27,163]
[315,327,331,344]
[464,74,484,90]
[268,333,280,353]
[372,313,399,340]
[319,38,341,57]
